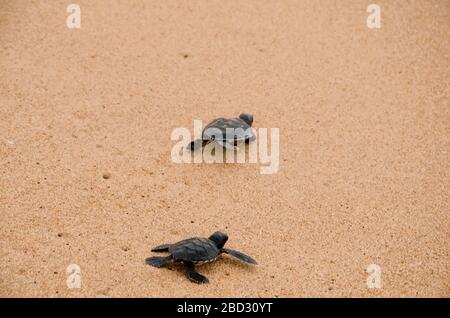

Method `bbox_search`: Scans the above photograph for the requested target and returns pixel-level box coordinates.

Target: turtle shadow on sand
[161,257,257,284]
[191,144,256,165]
[145,231,257,284]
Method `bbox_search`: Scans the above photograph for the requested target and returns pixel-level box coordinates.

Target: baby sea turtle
[188,113,256,150]
[145,231,257,284]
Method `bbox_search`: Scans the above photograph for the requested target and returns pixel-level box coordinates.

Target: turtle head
[209,231,228,249]
[239,113,253,126]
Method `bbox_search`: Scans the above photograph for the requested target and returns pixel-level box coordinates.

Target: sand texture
[0,0,449,297]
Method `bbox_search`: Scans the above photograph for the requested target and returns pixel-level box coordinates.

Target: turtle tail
[145,256,171,268]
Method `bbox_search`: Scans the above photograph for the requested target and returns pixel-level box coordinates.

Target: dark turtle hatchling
[145,231,257,284]
[188,113,256,150]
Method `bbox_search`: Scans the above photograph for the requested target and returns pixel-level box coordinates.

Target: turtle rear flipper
[185,262,209,284]
[151,244,171,252]
[222,248,258,265]
[188,139,210,150]
[146,256,172,268]
[216,140,235,150]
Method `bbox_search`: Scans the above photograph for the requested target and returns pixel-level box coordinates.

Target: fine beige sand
[1,0,449,297]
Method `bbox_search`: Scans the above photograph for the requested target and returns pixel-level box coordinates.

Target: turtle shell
[169,237,220,264]
[203,117,253,142]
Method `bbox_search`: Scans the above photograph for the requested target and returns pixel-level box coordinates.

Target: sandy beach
[0,0,449,297]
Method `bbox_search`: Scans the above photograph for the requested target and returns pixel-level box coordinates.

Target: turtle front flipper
[151,244,172,252]
[221,248,258,265]
[188,139,210,150]
[245,133,256,143]
[185,262,209,284]
[145,256,172,268]
[216,140,235,150]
